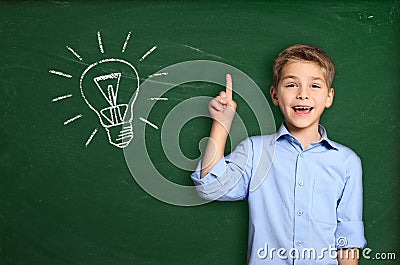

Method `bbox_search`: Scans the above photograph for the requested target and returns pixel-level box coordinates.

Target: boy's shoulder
[325,138,362,164]
[327,136,358,157]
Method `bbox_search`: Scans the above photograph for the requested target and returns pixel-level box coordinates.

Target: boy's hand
[208,74,237,132]
[200,74,236,178]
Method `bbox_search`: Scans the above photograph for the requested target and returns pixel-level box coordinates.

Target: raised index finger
[225,74,232,100]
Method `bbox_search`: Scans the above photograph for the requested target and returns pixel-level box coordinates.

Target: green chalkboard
[0,1,399,264]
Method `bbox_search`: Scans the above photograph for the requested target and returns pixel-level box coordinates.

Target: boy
[191,44,366,265]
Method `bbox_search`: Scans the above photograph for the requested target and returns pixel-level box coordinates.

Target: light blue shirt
[191,123,366,265]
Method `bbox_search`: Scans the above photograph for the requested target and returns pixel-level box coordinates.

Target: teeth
[293,106,313,112]
[294,106,311,110]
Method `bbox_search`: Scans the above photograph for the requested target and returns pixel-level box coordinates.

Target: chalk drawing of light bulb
[49,31,162,148]
[80,58,139,148]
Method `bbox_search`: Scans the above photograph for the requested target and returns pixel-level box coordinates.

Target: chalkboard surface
[0,1,399,264]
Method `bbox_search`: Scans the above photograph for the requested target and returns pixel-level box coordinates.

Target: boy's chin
[284,120,319,131]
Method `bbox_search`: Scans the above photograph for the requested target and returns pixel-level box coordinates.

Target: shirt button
[297,240,303,246]
[299,152,304,157]
[298,181,304,186]
[297,210,303,216]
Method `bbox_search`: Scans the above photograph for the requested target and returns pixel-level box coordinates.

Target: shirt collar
[272,123,339,150]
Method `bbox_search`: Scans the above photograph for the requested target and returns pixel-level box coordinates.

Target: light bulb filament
[107,84,118,106]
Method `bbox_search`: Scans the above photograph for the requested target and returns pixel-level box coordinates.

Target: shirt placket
[292,146,316,265]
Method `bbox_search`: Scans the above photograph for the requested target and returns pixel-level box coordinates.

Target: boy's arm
[337,248,359,265]
[335,153,366,264]
[200,74,236,178]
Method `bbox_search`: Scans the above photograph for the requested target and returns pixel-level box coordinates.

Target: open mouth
[292,106,314,114]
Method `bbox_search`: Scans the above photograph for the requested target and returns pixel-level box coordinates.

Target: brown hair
[272,44,335,88]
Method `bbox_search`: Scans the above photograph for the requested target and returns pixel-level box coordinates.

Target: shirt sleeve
[335,152,367,249]
[191,137,254,201]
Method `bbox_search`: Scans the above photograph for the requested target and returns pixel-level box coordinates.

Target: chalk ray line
[122,31,132,53]
[148,97,168,101]
[52,94,72,102]
[148,72,168,78]
[139,46,157,61]
[66,46,83,61]
[49,70,72,78]
[85,128,98,147]
[97,31,104,54]
[139,117,158,129]
[63,114,83,125]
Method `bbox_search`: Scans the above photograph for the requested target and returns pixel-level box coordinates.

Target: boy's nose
[296,87,309,99]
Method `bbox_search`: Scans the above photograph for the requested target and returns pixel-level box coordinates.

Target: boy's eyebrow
[311,76,325,82]
[281,75,325,82]
[281,75,297,80]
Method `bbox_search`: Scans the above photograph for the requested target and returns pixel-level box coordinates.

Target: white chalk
[49,70,72,78]
[139,117,158,129]
[119,126,132,134]
[85,128,98,147]
[97,31,104,54]
[148,72,168,78]
[139,45,157,61]
[148,97,168,101]
[66,46,83,61]
[63,114,82,125]
[52,94,72,102]
[122,31,132,53]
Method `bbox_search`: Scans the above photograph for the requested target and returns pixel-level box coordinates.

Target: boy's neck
[284,122,321,150]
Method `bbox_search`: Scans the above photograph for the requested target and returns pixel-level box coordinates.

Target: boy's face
[270,61,334,133]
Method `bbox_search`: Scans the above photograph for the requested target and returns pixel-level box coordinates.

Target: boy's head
[270,44,335,135]
[272,44,335,89]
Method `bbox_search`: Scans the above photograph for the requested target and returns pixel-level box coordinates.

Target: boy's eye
[285,83,297,88]
[311,84,321,89]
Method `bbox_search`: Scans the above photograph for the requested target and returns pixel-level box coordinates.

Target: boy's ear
[270,86,279,106]
[325,87,335,108]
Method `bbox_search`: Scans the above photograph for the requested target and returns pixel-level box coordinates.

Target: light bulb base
[105,122,133,148]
